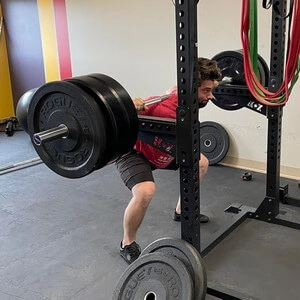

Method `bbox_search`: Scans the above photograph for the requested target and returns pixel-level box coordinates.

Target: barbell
[17,73,237,178]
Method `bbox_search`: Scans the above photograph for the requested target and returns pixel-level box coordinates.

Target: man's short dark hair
[198,57,222,85]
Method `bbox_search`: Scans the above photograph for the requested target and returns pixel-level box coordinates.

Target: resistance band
[241,0,300,106]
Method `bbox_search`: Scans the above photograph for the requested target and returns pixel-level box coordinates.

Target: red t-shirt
[134,90,178,168]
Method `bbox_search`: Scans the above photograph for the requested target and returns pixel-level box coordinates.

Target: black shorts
[115,151,155,190]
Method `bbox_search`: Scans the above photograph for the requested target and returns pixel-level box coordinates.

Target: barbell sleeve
[33,124,69,146]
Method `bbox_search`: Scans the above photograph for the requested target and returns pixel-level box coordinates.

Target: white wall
[66,0,177,97]
[66,0,300,178]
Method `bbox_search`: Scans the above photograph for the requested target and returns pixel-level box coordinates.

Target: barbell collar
[33,124,69,146]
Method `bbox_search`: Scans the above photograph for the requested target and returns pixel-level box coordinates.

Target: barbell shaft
[144,94,171,106]
[33,124,69,146]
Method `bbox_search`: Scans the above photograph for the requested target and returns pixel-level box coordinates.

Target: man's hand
[133,98,147,113]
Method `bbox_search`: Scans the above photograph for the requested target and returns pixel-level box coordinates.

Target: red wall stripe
[53,0,72,79]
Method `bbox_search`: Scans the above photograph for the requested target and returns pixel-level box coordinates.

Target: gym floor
[1,130,300,300]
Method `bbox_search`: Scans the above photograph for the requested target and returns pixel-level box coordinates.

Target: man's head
[197,57,222,108]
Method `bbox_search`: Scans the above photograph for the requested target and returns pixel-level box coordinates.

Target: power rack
[137,0,300,298]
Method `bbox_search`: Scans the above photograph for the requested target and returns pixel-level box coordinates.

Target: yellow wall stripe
[37,0,60,82]
[0,4,14,119]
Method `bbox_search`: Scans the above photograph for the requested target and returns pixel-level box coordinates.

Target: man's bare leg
[122,181,155,247]
[175,153,209,215]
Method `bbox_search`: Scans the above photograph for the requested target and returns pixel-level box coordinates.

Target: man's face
[198,80,218,108]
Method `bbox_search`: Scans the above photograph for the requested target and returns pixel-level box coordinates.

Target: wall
[66,0,177,97]
[1,0,45,108]
[0,3,14,120]
[65,0,300,178]
[1,0,72,108]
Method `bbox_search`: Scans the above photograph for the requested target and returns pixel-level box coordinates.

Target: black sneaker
[173,210,181,221]
[173,209,209,223]
[120,241,141,264]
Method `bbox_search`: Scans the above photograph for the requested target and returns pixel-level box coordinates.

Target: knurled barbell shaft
[33,124,69,146]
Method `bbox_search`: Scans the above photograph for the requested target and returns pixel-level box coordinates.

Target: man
[116,57,222,264]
